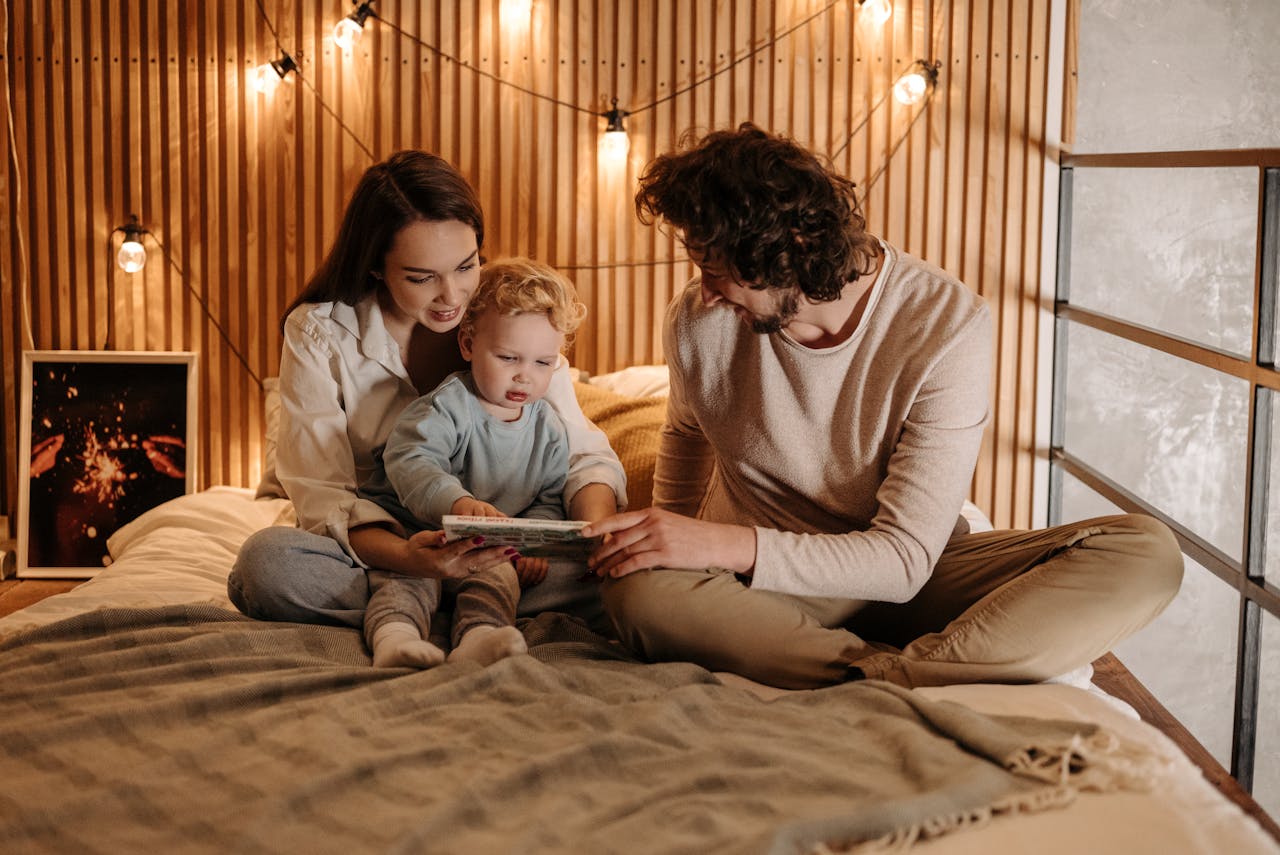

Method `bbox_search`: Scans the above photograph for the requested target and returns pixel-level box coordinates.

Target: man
[582,124,1182,690]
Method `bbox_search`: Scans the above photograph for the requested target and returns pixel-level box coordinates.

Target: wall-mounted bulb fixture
[333,2,375,52]
[252,52,299,94]
[601,98,630,160]
[114,215,147,273]
[893,59,940,105]
[857,0,893,31]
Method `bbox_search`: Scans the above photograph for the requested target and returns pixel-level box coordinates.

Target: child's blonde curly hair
[461,257,587,350]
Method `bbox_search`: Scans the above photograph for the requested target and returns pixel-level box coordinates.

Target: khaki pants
[600,514,1183,689]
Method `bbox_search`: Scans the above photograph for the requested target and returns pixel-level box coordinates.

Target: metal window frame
[1050,149,1280,791]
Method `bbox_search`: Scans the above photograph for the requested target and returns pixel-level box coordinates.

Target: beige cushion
[573,382,666,511]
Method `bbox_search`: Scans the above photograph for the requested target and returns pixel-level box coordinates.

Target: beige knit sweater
[654,243,992,603]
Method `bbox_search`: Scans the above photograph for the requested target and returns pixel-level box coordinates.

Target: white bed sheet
[1,488,1275,853]
[0,487,291,637]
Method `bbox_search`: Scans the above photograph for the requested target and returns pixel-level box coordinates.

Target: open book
[442,515,601,559]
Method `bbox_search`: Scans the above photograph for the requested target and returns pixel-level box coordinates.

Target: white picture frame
[17,350,198,578]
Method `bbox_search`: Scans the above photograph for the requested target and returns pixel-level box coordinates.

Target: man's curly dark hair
[635,123,880,302]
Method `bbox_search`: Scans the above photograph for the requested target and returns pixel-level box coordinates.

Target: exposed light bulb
[892,60,940,106]
[253,63,282,94]
[333,3,374,52]
[893,71,928,104]
[858,0,893,31]
[500,0,533,20]
[115,216,147,272]
[600,99,630,162]
[602,129,630,159]
[117,239,146,273]
[252,53,298,94]
[333,17,364,51]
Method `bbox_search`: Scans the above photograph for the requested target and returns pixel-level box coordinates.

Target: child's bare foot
[447,625,527,666]
[370,621,446,669]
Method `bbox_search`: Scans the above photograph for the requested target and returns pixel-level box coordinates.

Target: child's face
[459,310,564,420]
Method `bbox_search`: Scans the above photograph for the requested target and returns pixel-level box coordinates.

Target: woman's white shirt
[259,296,626,565]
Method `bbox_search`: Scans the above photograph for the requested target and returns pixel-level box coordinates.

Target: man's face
[687,246,800,334]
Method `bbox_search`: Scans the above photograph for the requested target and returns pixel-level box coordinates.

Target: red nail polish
[505,548,518,556]
[473,536,486,545]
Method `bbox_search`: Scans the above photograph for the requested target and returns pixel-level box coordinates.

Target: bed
[1,373,1275,854]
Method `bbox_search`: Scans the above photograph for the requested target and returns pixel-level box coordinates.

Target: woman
[229,150,625,635]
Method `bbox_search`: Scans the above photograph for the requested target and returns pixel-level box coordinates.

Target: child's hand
[451,497,506,518]
[515,556,549,587]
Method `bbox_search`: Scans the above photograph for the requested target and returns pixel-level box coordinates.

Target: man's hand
[451,496,506,518]
[581,508,757,579]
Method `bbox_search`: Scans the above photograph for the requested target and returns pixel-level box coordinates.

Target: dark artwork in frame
[19,351,198,577]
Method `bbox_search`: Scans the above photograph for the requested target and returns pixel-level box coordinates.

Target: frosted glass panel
[1060,471,1239,767]
[1075,0,1280,151]
[1257,610,1280,822]
[1265,400,1280,587]
[1069,167,1257,356]
[1063,321,1249,559]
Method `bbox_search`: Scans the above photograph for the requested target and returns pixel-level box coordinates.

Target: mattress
[0,486,1274,854]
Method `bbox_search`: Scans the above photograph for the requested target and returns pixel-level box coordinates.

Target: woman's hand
[580,508,757,579]
[349,525,516,581]
[401,529,519,580]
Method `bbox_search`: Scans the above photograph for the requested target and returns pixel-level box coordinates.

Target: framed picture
[17,351,198,578]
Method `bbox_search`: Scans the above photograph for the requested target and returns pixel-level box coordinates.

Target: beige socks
[370,621,447,669]
[447,625,528,666]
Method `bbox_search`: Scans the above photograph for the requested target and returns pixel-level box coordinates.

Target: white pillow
[0,488,294,640]
[588,364,671,398]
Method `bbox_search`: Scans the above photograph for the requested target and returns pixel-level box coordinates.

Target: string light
[114,215,147,273]
[240,0,941,274]
[857,0,893,31]
[893,59,939,105]
[601,99,630,160]
[252,52,298,94]
[333,2,375,52]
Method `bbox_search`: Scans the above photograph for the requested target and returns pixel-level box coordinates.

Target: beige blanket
[0,606,1157,854]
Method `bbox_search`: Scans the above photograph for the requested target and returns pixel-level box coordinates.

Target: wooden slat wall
[1,0,1057,532]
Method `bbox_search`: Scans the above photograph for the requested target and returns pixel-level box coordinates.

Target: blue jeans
[228,526,608,635]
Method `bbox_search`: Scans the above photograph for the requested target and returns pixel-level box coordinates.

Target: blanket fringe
[809,727,1174,854]
[1005,728,1169,793]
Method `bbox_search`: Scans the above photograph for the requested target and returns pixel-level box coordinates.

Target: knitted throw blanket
[0,605,1164,854]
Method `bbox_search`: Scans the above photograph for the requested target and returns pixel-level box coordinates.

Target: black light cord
[557,257,691,272]
[858,85,936,196]
[244,0,939,272]
[147,232,265,391]
[373,13,597,116]
[631,0,842,115]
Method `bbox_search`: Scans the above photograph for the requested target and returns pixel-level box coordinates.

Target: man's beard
[746,289,801,334]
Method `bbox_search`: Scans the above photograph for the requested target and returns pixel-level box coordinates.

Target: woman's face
[378,219,481,333]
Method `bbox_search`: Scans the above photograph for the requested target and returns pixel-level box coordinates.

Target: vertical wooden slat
[1061,0,1077,149]
[1,0,1063,532]
[989,0,1020,527]
[1016,0,1051,530]
[0,0,19,537]
[27,3,52,349]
